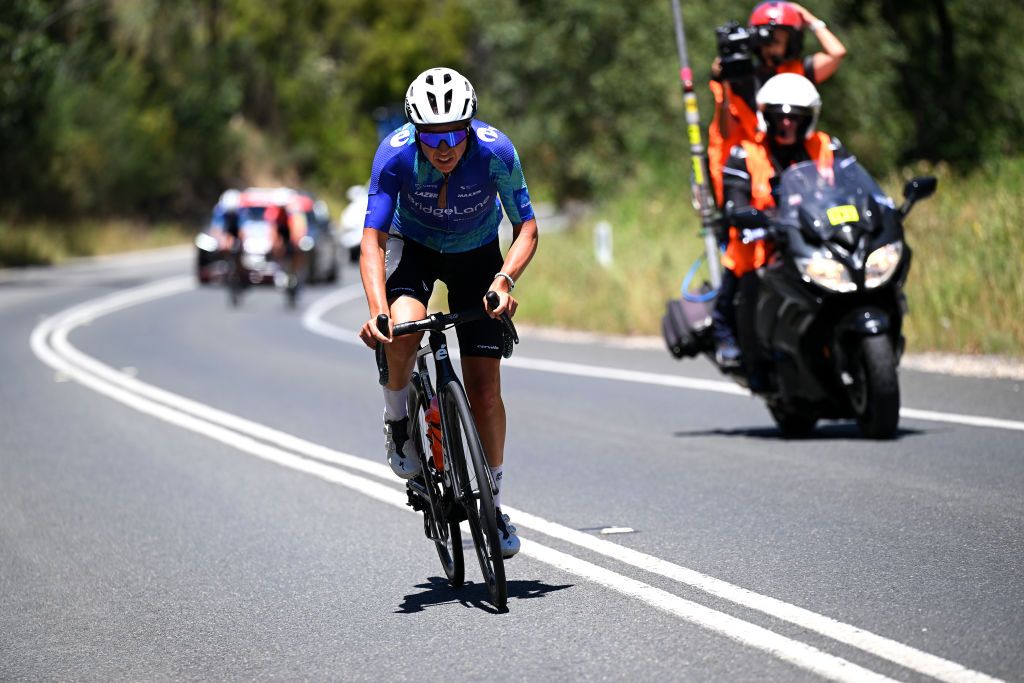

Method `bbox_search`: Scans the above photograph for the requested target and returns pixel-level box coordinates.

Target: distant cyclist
[265,204,305,292]
[358,67,539,558]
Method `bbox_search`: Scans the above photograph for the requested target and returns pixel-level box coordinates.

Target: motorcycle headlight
[299,235,315,252]
[796,251,856,293]
[864,242,903,289]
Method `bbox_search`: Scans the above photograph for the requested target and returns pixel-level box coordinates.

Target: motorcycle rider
[708,3,846,367]
[711,73,850,384]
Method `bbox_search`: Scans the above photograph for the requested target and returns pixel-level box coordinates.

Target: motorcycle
[663,158,937,439]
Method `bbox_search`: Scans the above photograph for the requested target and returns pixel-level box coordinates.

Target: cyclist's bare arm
[487,217,538,318]
[359,228,391,348]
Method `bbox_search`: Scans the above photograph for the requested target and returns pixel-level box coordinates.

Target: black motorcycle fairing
[836,306,892,339]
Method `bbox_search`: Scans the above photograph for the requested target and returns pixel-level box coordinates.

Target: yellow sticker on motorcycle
[827,205,860,225]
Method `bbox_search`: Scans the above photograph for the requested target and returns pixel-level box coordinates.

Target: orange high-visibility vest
[721,130,833,277]
[707,59,807,206]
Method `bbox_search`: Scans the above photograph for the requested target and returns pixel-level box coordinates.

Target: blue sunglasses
[417,128,469,149]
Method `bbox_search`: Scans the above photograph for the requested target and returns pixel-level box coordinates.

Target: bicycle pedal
[405,483,426,512]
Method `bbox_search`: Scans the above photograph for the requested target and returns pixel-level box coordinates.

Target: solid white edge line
[30,282,905,683]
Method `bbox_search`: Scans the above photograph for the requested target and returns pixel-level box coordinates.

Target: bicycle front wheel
[442,383,506,609]
[409,385,464,586]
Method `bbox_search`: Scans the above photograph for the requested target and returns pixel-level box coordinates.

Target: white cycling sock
[383,386,409,421]
[490,464,504,510]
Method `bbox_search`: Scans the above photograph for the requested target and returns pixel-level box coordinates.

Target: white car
[338,184,369,262]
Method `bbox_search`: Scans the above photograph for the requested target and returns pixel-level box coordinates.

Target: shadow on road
[396,576,573,615]
[673,422,926,441]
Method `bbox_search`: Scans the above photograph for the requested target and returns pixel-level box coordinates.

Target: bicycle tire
[409,385,464,586]
[226,258,243,308]
[442,383,507,609]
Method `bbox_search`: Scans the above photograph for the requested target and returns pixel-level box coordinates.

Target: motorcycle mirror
[899,176,938,217]
[729,207,766,230]
[902,176,938,203]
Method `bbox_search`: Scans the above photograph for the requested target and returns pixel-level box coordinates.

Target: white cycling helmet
[404,67,477,126]
[756,73,822,139]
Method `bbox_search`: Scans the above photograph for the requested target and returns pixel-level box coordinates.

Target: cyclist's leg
[444,238,507,469]
[384,295,426,391]
[460,355,518,559]
[288,238,304,281]
[444,239,518,558]
[460,357,504,469]
[383,236,436,391]
[381,236,436,478]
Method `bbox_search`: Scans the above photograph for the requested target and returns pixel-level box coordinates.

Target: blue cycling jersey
[366,120,534,253]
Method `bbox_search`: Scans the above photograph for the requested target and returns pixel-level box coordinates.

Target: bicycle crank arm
[406,479,449,543]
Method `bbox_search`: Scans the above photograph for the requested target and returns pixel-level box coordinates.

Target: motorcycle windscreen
[774,159,896,242]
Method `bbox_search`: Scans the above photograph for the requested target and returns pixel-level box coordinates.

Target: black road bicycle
[375,291,518,609]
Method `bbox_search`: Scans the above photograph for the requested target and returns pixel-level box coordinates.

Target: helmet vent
[427,92,439,115]
[443,73,452,84]
[410,102,424,121]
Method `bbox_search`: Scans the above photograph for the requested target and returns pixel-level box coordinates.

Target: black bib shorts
[385,235,505,358]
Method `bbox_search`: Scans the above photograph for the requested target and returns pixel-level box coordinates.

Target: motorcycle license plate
[827,205,860,225]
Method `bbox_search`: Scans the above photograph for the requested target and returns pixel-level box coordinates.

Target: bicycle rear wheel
[442,383,506,609]
[226,254,243,308]
[409,384,463,586]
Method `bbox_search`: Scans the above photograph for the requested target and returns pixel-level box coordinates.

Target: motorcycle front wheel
[849,335,900,439]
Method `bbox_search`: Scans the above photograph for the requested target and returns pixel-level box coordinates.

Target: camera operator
[705,2,846,370]
[708,2,846,206]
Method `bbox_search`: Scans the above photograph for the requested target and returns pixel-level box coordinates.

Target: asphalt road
[2,249,1021,682]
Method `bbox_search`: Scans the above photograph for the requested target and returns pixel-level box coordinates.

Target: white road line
[30,282,903,683]
[303,288,1024,433]
[29,277,1006,683]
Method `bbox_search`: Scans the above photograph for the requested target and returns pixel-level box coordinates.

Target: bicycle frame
[404,328,493,535]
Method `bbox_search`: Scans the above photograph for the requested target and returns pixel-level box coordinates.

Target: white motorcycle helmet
[756,73,822,140]
[404,67,477,126]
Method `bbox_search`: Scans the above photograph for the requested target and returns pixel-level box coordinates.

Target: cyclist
[709,2,847,366]
[266,203,306,291]
[222,207,245,267]
[358,67,538,559]
[714,73,850,387]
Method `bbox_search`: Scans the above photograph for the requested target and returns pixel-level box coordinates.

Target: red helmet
[749,2,804,62]
[749,1,804,29]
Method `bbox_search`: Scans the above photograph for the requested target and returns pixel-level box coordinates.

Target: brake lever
[485,290,519,357]
[375,314,390,386]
